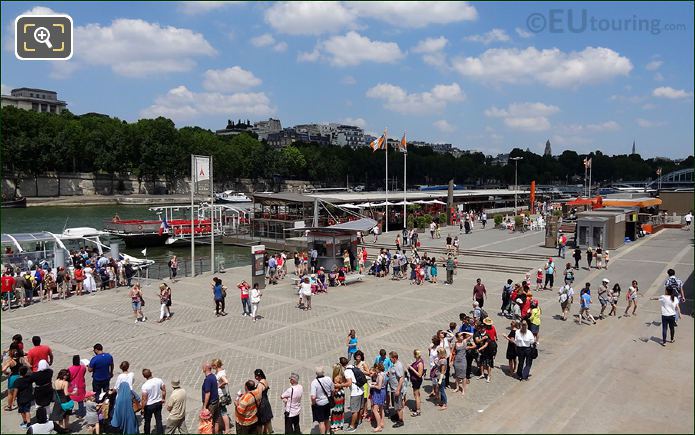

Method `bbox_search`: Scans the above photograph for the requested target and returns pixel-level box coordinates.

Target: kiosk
[251,244,266,289]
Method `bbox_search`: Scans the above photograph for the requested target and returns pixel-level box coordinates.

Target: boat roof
[2,232,57,244]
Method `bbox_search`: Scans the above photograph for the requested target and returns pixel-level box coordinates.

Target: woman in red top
[74,266,84,296]
[68,355,87,418]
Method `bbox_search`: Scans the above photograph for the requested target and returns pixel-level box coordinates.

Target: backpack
[565,270,574,281]
[349,367,367,387]
[479,308,488,320]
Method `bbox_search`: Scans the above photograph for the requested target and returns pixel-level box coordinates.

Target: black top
[14,376,34,405]
[30,369,54,407]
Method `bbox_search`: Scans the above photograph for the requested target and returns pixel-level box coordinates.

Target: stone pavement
[1,225,692,434]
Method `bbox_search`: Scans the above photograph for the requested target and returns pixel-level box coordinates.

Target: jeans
[476,298,485,308]
[662,315,676,342]
[438,379,447,405]
[241,298,251,315]
[465,352,475,379]
[76,400,86,418]
[284,414,301,434]
[574,258,580,269]
[446,270,454,284]
[215,298,225,314]
[544,274,554,288]
[444,358,451,388]
[516,347,533,380]
[92,379,110,402]
[144,401,164,434]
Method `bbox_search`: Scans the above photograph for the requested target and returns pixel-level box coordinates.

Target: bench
[342,274,365,285]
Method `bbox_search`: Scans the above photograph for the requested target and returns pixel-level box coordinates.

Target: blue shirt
[348,337,358,354]
[201,373,219,404]
[374,356,393,372]
[89,353,113,382]
[213,284,223,301]
[581,293,591,309]
[268,257,277,269]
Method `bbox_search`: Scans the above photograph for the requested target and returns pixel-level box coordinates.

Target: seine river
[1,205,251,276]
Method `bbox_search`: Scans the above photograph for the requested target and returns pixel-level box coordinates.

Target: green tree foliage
[1,106,691,187]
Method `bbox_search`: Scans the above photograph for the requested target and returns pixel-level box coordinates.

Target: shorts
[392,393,404,411]
[132,300,141,310]
[207,400,220,423]
[410,377,423,390]
[529,324,540,335]
[311,403,331,422]
[18,402,31,413]
[598,297,608,306]
[561,301,572,311]
[8,374,19,389]
[349,395,363,412]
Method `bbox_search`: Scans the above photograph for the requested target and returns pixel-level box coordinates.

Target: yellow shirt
[530,307,541,326]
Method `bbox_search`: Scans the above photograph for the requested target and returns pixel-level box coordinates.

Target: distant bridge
[619,168,693,190]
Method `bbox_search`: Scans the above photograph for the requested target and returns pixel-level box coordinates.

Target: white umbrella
[356,202,373,208]
[429,199,447,205]
[393,200,414,206]
[339,203,361,209]
[414,200,428,204]
[372,201,395,206]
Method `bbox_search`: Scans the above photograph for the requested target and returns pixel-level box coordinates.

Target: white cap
[602,278,610,283]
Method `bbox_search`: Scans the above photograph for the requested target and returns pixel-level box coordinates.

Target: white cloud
[53,19,216,78]
[652,86,693,99]
[558,121,620,134]
[341,117,367,129]
[645,60,663,71]
[452,46,633,88]
[179,1,240,15]
[251,33,275,47]
[202,67,262,93]
[412,36,448,67]
[366,83,465,114]
[465,28,510,45]
[485,102,559,132]
[434,119,456,133]
[347,1,477,27]
[265,1,357,35]
[273,42,288,52]
[636,118,666,128]
[341,75,357,85]
[515,27,532,38]
[4,6,61,51]
[141,85,274,122]
[1,83,11,95]
[305,32,404,67]
[265,1,477,35]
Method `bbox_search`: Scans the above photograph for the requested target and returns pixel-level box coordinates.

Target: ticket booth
[251,244,266,289]
[305,218,377,271]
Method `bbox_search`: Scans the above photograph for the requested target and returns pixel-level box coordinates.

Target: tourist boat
[103,204,245,247]
[214,190,251,203]
[1,196,27,208]
[1,227,154,270]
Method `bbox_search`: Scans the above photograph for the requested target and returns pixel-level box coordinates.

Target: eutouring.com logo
[526,9,687,35]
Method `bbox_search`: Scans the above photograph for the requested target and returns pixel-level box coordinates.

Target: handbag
[139,294,145,307]
[55,390,75,412]
[530,344,539,360]
[317,377,335,408]
[220,391,232,406]
[284,386,294,418]
[132,397,142,412]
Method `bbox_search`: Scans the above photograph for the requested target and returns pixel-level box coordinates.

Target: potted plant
[494,214,503,228]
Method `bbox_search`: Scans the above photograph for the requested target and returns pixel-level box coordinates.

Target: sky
[1,1,693,158]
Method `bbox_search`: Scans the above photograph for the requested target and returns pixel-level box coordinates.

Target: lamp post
[510,156,523,215]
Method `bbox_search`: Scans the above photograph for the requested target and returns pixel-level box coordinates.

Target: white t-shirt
[659,295,679,316]
[250,288,261,304]
[215,369,228,397]
[344,366,364,397]
[114,372,135,391]
[141,377,164,405]
[300,282,312,296]
[281,385,303,417]
[514,330,536,347]
[28,421,55,434]
[310,376,334,406]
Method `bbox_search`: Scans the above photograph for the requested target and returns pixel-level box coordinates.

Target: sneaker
[142,316,148,322]
[392,421,404,428]
[19,423,28,429]
[135,319,139,323]
[345,427,356,433]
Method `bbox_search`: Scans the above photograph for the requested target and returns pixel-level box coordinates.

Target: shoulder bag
[317,377,335,408]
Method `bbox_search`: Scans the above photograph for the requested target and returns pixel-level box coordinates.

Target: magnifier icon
[33,26,52,49]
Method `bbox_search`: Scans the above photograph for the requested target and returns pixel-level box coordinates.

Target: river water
[1,205,250,276]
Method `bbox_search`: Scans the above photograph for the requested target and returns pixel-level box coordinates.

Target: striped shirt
[235,389,261,426]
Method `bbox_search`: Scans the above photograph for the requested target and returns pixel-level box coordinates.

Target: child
[536,269,543,291]
[603,251,610,269]
[14,366,33,429]
[84,391,99,434]
[524,272,531,289]
[198,409,213,434]
[415,264,423,285]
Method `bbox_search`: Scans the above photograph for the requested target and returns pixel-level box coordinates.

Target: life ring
[137,225,144,231]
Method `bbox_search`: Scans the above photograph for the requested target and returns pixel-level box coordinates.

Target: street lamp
[510,156,523,215]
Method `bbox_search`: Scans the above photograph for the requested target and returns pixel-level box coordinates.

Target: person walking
[129,283,146,323]
[140,369,166,435]
[514,321,536,381]
[543,259,555,290]
[563,263,574,286]
[168,256,178,282]
[573,247,582,270]
[166,379,187,434]
[212,277,227,317]
[473,278,487,308]
[445,255,455,286]
[579,285,597,325]
[608,283,621,317]
[558,284,574,321]
[651,286,682,346]
[624,280,639,317]
[281,373,303,435]
[597,279,610,319]
[250,283,262,322]
[586,246,593,269]
[158,284,172,323]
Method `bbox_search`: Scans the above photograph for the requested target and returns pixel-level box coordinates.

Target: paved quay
[1,225,692,434]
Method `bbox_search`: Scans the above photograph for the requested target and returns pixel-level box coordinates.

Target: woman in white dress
[82,263,97,294]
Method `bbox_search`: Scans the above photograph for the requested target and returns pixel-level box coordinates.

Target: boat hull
[1,197,27,208]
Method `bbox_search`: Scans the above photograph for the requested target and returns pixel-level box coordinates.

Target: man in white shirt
[310,367,334,435]
[340,357,364,432]
[141,368,166,435]
[281,373,303,434]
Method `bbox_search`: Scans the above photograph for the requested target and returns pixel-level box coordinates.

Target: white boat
[214,190,251,203]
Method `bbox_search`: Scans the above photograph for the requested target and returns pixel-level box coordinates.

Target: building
[543,139,552,157]
[252,118,282,141]
[490,153,510,166]
[330,124,364,148]
[0,87,67,114]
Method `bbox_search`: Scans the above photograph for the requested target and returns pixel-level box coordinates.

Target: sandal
[410,411,420,417]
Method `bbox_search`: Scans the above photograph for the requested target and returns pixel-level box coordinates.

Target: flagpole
[403,148,407,230]
[385,128,389,233]
[584,160,588,197]
[210,155,215,274]
[190,155,195,277]
[589,162,592,197]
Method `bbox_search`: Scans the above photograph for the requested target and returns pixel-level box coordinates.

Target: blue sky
[1,1,693,157]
